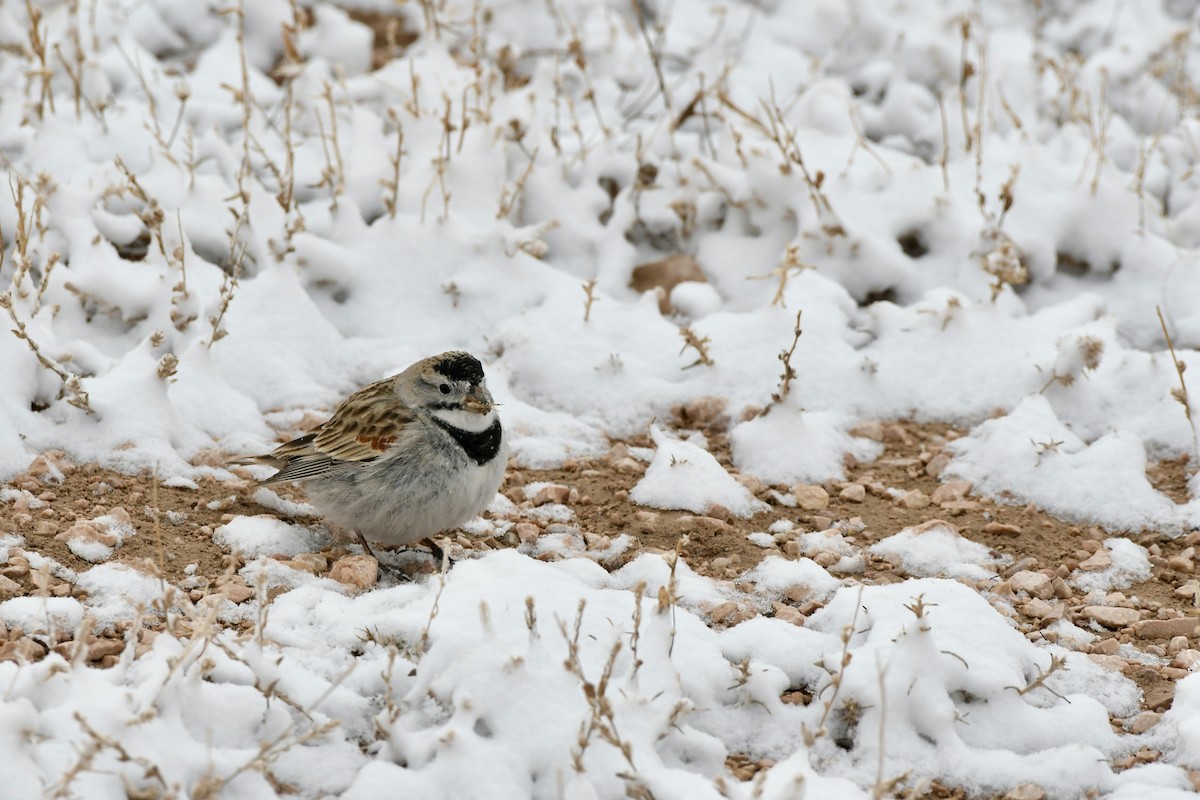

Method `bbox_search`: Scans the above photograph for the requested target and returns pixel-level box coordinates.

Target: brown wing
[259,377,413,485]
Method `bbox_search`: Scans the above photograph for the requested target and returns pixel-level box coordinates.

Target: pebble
[0,639,46,664]
[931,480,972,504]
[0,575,22,600]
[531,484,570,506]
[924,452,951,478]
[1082,606,1140,628]
[1128,712,1162,734]
[1009,571,1054,600]
[792,484,829,511]
[983,522,1021,536]
[1076,550,1113,571]
[1168,555,1195,573]
[329,555,379,591]
[88,639,125,661]
[1174,649,1200,669]
[1003,784,1045,800]
[706,504,730,522]
[55,521,118,549]
[218,581,255,604]
[896,489,930,509]
[709,601,739,624]
[848,421,884,441]
[515,522,541,544]
[1144,685,1175,711]
[1134,617,1197,639]
[1020,598,1062,620]
[772,602,804,626]
[839,484,866,503]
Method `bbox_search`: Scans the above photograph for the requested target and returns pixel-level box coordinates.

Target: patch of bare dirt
[3,413,1199,774]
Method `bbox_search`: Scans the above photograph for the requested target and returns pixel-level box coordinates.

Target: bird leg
[356,531,379,561]
[422,537,448,568]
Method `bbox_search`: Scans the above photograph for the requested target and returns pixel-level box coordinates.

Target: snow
[214,515,333,558]
[0,0,1198,796]
[631,425,767,517]
[868,521,1004,581]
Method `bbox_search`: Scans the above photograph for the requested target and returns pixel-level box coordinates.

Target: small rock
[0,575,22,600]
[882,425,912,445]
[1169,635,1190,654]
[630,511,658,535]
[709,601,739,624]
[1004,784,1045,800]
[706,504,730,522]
[783,541,802,558]
[87,639,125,662]
[735,473,766,495]
[1144,684,1175,711]
[1168,555,1195,573]
[839,484,866,503]
[531,485,571,506]
[1020,598,1061,620]
[218,581,256,604]
[813,552,839,568]
[897,489,930,510]
[1077,550,1113,571]
[0,639,46,663]
[515,522,541,544]
[1010,571,1054,600]
[924,452,951,478]
[782,585,811,603]
[772,602,804,626]
[1134,617,1198,639]
[1173,649,1200,669]
[292,552,329,573]
[983,522,1022,536]
[329,555,379,591]
[679,515,730,533]
[27,453,67,482]
[792,484,830,511]
[811,515,833,530]
[849,421,884,441]
[940,500,980,515]
[1091,638,1121,656]
[55,521,118,549]
[1083,606,1140,628]
[1089,654,1127,671]
[1129,711,1162,734]
[931,480,972,504]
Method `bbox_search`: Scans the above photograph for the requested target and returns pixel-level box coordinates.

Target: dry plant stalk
[749,244,811,307]
[497,147,539,219]
[804,584,864,746]
[1157,305,1198,455]
[1008,653,1068,701]
[558,601,650,797]
[679,325,714,369]
[582,278,598,322]
[0,292,92,413]
[766,309,803,411]
[382,110,405,219]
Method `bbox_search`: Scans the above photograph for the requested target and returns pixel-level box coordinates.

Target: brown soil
[2,414,1198,794]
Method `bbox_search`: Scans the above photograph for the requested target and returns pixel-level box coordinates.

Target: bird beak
[463,386,495,414]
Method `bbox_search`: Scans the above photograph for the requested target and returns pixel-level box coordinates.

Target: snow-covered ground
[2,0,1200,796]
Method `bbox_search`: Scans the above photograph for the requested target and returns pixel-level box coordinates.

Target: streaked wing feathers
[259,378,412,485]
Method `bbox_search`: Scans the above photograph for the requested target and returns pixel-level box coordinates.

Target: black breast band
[434,417,502,465]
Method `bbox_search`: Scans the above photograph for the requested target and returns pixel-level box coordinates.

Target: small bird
[239,351,506,563]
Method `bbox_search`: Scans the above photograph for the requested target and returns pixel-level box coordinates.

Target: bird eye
[439,383,451,395]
